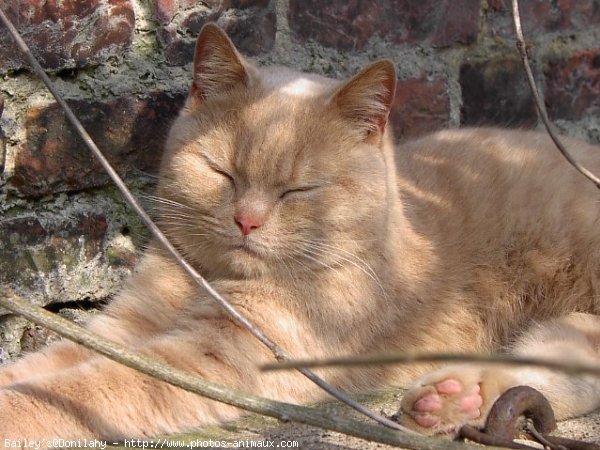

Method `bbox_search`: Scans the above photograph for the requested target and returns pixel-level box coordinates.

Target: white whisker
[299,240,389,301]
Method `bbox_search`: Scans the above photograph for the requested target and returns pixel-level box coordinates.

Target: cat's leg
[506,312,600,419]
[0,340,91,387]
[0,306,164,388]
[0,312,314,442]
[0,309,175,388]
[399,312,600,435]
[0,251,198,387]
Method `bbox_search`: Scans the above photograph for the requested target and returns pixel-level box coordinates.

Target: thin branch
[511,0,600,189]
[0,7,408,432]
[262,351,600,377]
[459,426,536,450]
[0,288,492,450]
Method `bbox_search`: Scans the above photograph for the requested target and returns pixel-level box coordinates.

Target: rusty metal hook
[459,386,600,450]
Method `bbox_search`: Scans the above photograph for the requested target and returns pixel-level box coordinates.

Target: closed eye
[199,152,235,186]
[279,185,320,199]
[210,166,235,186]
[214,168,233,181]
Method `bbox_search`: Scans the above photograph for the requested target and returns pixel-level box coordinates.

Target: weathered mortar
[0,0,599,359]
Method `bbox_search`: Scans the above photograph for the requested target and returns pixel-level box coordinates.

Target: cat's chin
[180,238,275,279]
[224,257,271,278]
[216,243,273,278]
[230,243,262,258]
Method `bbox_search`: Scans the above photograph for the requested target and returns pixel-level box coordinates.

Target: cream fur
[2,23,600,442]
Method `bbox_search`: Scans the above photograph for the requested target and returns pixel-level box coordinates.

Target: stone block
[390,76,450,140]
[488,0,600,38]
[288,0,479,50]
[0,97,5,173]
[151,0,275,65]
[0,211,136,308]
[0,316,30,364]
[460,57,537,127]
[9,91,186,197]
[545,48,600,121]
[0,0,135,72]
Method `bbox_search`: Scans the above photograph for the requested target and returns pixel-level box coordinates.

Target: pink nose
[234,214,264,236]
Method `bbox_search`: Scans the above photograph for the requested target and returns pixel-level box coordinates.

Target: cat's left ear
[330,60,396,143]
[189,23,250,105]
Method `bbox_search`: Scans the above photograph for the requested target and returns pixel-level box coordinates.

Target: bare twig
[525,422,564,450]
[459,426,535,450]
[261,352,600,377]
[511,0,600,189]
[0,7,409,433]
[0,287,491,450]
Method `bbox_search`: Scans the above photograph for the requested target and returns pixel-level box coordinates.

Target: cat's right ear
[188,24,250,107]
[329,60,396,144]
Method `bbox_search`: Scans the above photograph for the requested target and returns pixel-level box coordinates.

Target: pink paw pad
[414,413,441,428]
[458,385,482,418]
[435,379,463,395]
[410,378,483,429]
[414,393,442,412]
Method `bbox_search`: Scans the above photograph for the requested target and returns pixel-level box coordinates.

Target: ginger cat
[2,23,600,442]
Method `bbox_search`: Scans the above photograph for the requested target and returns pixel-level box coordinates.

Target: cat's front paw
[401,378,482,434]
[399,367,510,436]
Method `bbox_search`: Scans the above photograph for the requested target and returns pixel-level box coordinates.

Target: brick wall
[0,0,599,356]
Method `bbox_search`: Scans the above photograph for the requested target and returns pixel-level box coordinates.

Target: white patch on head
[260,66,336,98]
[279,78,322,97]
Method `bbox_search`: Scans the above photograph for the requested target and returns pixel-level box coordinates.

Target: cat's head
[157,24,397,279]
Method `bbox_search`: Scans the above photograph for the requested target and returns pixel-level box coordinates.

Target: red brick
[488,0,506,10]
[288,0,479,51]
[432,1,481,47]
[230,0,270,8]
[0,0,134,72]
[10,91,186,197]
[389,76,449,140]
[0,214,108,250]
[151,0,275,65]
[488,0,600,38]
[460,57,537,127]
[151,0,270,24]
[151,0,198,25]
[545,49,600,121]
